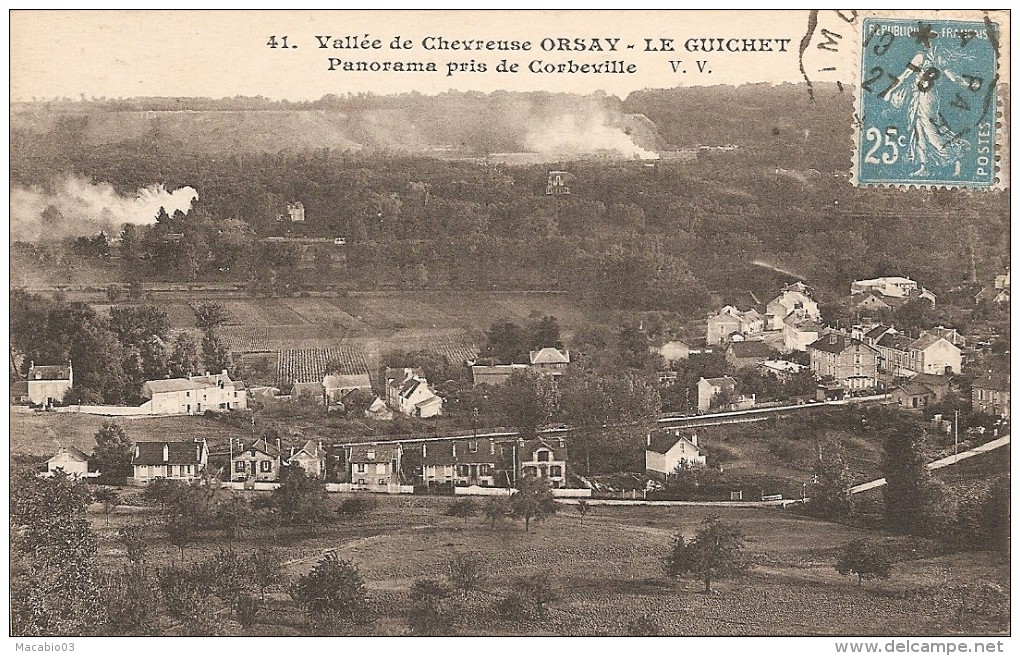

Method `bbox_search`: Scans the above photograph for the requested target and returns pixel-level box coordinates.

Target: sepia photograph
[6,8,1012,647]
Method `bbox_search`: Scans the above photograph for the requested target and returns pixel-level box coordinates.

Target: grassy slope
[87,497,1008,636]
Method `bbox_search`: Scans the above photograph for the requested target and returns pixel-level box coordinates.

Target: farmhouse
[287,439,327,479]
[385,368,444,418]
[645,430,706,480]
[143,370,247,415]
[706,306,765,345]
[231,437,282,483]
[44,445,91,478]
[349,445,402,492]
[130,439,208,485]
[26,361,73,407]
[890,381,934,410]
[766,282,820,325]
[323,373,373,405]
[724,340,775,369]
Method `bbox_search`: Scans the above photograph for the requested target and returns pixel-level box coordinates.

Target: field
[10,412,251,457]
[84,497,1009,636]
[89,291,578,387]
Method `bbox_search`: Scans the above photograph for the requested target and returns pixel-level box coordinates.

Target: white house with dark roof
[807,332,880,390]
[231,437,282,482]
[385,368,443,418]
[26,361,73,407]
[696,376,754,413]
[645,431,706,479]
[288,439,327,479]
[349,444,402,492]
[130,439,208,485]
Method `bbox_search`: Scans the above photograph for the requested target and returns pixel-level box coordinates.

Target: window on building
[536,450,551,462]
[550,466,562,477]
[367,450,375,459]
[186,391,190,397]
[524,466,537,476]
[235,461,245,473]
[356,464,366,473]
[378,478,385,486]
[469,441,478,453]
[260,461,273,473]
[358,479,365,486]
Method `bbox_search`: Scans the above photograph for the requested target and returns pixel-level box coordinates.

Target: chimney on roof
[134,445,140,459]
[422,443,427,457]
[690,433,698,447]
[646,433,651,447]
[222,369,228,376]
[452,442,457,457]
[195,442,201,462]
[162,444,169,462]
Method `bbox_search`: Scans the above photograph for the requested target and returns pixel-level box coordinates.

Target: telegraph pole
[954,409,960,462]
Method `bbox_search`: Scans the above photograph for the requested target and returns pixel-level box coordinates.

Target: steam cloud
[523,111,659,160]
[11,178,198,242]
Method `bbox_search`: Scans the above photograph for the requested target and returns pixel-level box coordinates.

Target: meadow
[86,495,1010,636]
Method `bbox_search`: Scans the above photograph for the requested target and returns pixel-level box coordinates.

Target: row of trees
[9,292,231,405]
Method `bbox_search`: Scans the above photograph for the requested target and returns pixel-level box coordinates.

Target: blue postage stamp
[856,17,999,187]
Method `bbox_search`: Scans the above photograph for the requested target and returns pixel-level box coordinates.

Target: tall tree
[511,475,557,532]
[880,425,934,535]
[290,550,369,631]
[167,333,201,378]
[664,517,747,593]
[93,421,132,480]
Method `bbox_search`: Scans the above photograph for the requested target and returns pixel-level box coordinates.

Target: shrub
[337,495,377,517]
[835,539,893,586]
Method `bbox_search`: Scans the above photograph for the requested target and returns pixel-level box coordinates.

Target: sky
[11,10,825,101]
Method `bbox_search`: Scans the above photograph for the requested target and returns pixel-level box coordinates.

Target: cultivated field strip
[220,325,343,351]
[277,345,371,383]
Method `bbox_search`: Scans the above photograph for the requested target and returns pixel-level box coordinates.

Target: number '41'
[267,36,291,48]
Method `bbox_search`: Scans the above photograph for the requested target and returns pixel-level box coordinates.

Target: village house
[851,276,923,298]
[725,340,776,369]
[706,306,765,345]
[130,439,208,485]
[908,373,953,404]
[766,282,820,326]
[929,326,967,348]
[44,445,91,478]
[323,373,373,405]
[349,444,402,492]
[782,320,824,353]
[975,285,1010,305]
[907,333,962,375]
[972,373,1010,417]
[890,381,934,410]
[696,376,754,413]
[645,430,706,480]
[143,370,247,415]
[471,363,530,387]
[516,437,568,488]
[26,361,73,407]
[529,347,571,375]
[875,332,917,377]
[807,333,880,391]
[418,438,501,488]
[365,397,394,421]
[759,359,807,380]
[231,437,282,483]
[385,368,444,418]
[287,439,327,479]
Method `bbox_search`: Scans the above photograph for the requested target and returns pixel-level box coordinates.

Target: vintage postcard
[7,9,1012,648]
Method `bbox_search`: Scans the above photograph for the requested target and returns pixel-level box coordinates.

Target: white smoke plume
[10,177,198,242]
[523,111,659,160]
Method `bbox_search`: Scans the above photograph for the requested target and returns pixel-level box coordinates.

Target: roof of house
[910,373,952,388]
[234,437,281,459]
[973,373,1010,392]
[48,445,90,463]
[472,364,529,384]
[893,381,934,398]
[530,347,570,365]
[760,359,806,374]
[292,381,322,393]
[910,333,955,351]
[386,368,425,386]
[726,341,774,358]
[349,444,400,463]
[646,431,700,455]
[700,376,737,390]
[132,440,206,465]
[520,437,567,461]
[419,439,499,466]
[28,364,71,381]
[367,397,390,413]
[324,373,372,390]
[144,378,205,394]
[782,281,811,294]
[877,333,914,352]
[864,325,894,341]
[810,333,876,355]
[290,439,322,460]
[190,371,233,386]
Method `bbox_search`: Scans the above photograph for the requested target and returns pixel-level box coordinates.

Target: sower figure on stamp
[885,46,975,178]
